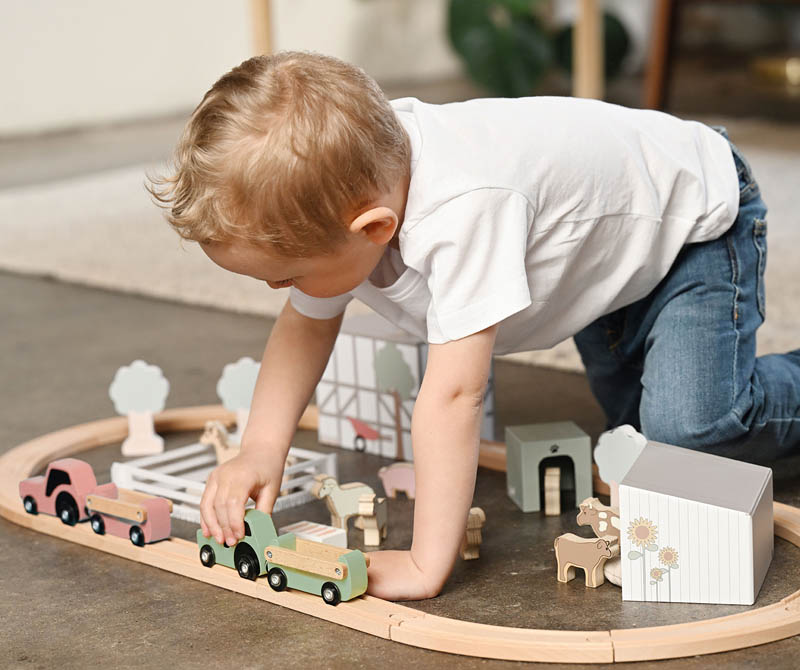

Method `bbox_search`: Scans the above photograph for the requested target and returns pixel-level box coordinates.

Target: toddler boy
[150,51,800,600]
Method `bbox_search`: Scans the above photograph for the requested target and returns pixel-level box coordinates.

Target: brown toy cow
[576,497,621,541]
[554,533,619,588]
[357,493,388,547]
[459,507,486,560]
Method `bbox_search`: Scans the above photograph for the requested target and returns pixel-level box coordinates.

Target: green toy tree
[374,342,416,460]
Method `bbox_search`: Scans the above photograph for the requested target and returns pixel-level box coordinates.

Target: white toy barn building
[316,314,495,459]
[619,441,773,606]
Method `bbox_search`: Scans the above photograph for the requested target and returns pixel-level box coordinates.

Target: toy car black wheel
[22,496,37,515]
[199,545,216,567]
[90,513,105,534]
[55,493,79,526]
[354,436,367,452]
[129,525,145,547]
[235,546,260,581]
[321,582,341,606]
[267,567,288,592]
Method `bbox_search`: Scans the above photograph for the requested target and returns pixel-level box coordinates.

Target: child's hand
[199,450,282,547]
[365,550,443,601]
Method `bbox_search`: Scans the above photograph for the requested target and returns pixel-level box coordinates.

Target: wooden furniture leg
[573,0,605,99]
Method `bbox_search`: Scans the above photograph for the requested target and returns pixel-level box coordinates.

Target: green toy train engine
[196,509,368,605]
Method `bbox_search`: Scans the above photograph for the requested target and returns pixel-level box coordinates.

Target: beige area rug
[2,119,798,372]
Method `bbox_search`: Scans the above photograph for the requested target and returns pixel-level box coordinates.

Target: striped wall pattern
[317,333,423,458]
[620,485,755,605]
[317,331,495,459]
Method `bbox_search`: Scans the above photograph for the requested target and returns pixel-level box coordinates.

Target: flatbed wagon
[86,485,172,546]
[264,532,369,605]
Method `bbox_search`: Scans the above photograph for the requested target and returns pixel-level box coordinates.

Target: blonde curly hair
[147,51,410,257]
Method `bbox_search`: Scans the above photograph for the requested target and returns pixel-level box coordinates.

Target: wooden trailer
[265,534,370,605]
[85,484,172,546]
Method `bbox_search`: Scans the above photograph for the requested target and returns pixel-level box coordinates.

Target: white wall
[271,0,462,83]
[1,1,653,136]
[0,1,252,135]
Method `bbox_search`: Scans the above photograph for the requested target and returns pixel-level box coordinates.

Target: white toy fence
[111,442,337,525]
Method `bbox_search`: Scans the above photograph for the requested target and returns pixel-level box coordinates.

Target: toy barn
[619,441,773,605]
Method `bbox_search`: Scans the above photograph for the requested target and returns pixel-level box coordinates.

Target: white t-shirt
[290,96,739,354]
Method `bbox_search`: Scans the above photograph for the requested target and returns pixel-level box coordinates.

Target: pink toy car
[19,458,116,526]
[85,485,172,546]
[378,462,416,499]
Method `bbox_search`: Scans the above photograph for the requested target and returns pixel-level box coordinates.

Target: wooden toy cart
[85,485,172,546]
[265,535,370,606]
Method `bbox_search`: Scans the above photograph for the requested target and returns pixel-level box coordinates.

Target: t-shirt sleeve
[289,286,353,319]
[404,189,533,343]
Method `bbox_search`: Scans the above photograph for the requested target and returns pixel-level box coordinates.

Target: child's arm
[366,324,498,600]
[200,299,343,547]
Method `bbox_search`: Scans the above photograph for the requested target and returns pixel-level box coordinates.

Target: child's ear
[349,206,398,245]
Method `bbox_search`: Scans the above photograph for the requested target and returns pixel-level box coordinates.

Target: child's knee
[639,394,749,451]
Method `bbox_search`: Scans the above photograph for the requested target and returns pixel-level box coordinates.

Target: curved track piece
[1,405,799,664]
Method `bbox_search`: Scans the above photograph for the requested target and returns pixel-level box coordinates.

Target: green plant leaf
[448,0,553,97]
[646,544,658,552]
[627,550,642,560]
[650,580,656,585]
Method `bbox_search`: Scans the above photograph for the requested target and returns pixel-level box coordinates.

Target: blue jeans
[573,127,800,464]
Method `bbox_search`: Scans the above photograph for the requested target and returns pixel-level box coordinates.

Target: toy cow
[554,533,619,588]
[576,497,621,541]
[460,507,486,560]
[378,462,415,499]
[357,494,388,546]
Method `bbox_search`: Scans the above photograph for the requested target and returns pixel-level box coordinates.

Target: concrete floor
[2,271,800,669]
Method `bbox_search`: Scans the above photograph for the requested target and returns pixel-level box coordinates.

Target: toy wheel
[321,582,341,606]
[267,567,288,592]
[129,525,145,547]
[199,545,216,567]
[55,493,79,526]
[235,547,260,581]
[90,514,105,535]
[354,436,367,452]
[22,496,37,515]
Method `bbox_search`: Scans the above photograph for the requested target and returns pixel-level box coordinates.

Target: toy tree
[374,342,416,460]
[109,360,170,456]
[216,357,261,441]
[593,424,647,507]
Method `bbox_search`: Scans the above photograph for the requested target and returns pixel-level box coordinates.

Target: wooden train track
[2,405,800,663]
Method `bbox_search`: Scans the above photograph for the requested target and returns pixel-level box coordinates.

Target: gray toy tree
[374,342,416,460]
[594,424,647,507]
[109,360,170,456]
[216,357,261,442]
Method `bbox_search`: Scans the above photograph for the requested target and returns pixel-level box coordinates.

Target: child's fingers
[255,484,278,514]
[200,478,222,543]
[214,493,234,547]
[225,495,247,542]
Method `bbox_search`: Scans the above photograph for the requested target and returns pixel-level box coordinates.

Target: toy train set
[4,406,800,664]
